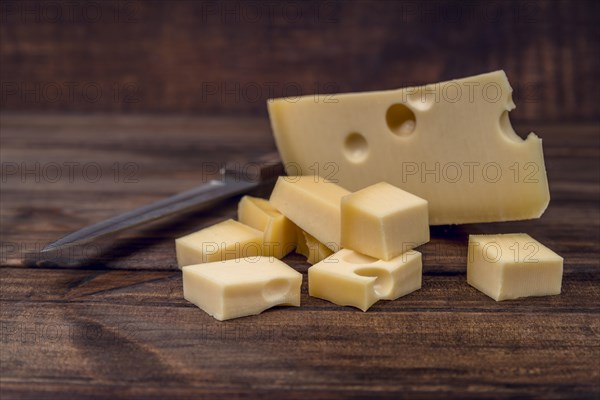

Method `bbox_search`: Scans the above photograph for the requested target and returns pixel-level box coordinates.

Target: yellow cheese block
[183,257,302,321]
[341,182,429,260]
[467,233,563,301]
[175,219,262,268]
[237,196,297,259]
[308,249,422,311]
[268,70,550,225]
[270,176,350,250]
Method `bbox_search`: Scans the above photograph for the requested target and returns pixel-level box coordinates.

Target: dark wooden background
[1,1,599,399]
[1,0,599,122]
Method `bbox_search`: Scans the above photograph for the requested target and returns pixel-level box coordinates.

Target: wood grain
[1,113,599,399]
[1,269,599,399]
[1,0,599,123]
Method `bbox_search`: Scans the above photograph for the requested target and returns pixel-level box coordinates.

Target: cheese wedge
[237,196,297,259]
[268,70,550,225]
[308,249,422,311]
[183,257,302,321]
[175,219,262,268]
[270,176,350,250]
[467,233,563,301]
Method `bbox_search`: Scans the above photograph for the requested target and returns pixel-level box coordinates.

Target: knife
[41,152,284,253]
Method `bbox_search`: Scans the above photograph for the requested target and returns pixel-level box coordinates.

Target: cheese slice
[308,249,422,311]
[175,219,262,268]
[341,182,429,260]
[270,176,350,250]
[237,196,297,259]
[467,233,563,301]
[183,257,302,321]
[268,70,550,225]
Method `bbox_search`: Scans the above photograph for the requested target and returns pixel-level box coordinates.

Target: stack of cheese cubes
[177,176,563,321]
[177,176,430,320]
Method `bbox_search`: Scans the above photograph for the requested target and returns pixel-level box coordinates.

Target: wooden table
[1,114,598,399]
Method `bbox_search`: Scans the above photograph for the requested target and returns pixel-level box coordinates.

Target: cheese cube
[467,233,563,301]
[175,219,262,268]
[270,176,350,250]
[237,196,297,259]
[308,249,422,311]
[297,230,334,264]
[183,257,302,321]
[341,182,429,260]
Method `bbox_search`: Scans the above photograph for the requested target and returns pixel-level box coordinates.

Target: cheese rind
[237,196,297,259]
[341,182,429,260]
[308,249,422,311]
[268,70,550,225]
[270,176,350,250]
[467,233,563,301]
[175,219,262,268]
[183,257,302,321]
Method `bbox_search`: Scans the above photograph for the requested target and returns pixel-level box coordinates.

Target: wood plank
[1,269,599,399]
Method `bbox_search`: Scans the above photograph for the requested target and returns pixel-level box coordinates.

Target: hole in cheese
[354,267,393,298]
[386,103,416,136]
[344,132,369,163]
[262,277,292,303]
[499,110,525,142]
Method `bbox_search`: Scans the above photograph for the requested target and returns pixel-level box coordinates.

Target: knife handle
[224,151,284,183]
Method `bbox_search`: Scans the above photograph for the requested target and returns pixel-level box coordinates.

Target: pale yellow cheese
[467,233,563,301]
[268,70,550,225]
[295,227,310,258]
[308,249,422,311]
[294,228,333,264]
[341,182,429,260]
[302,231,334,264]
[237,196,297,259]
[175,219,262,268]
[183,257,302,321]
[270,176,350,250]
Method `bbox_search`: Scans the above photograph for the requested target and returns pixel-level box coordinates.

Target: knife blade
[41,152,284,253]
